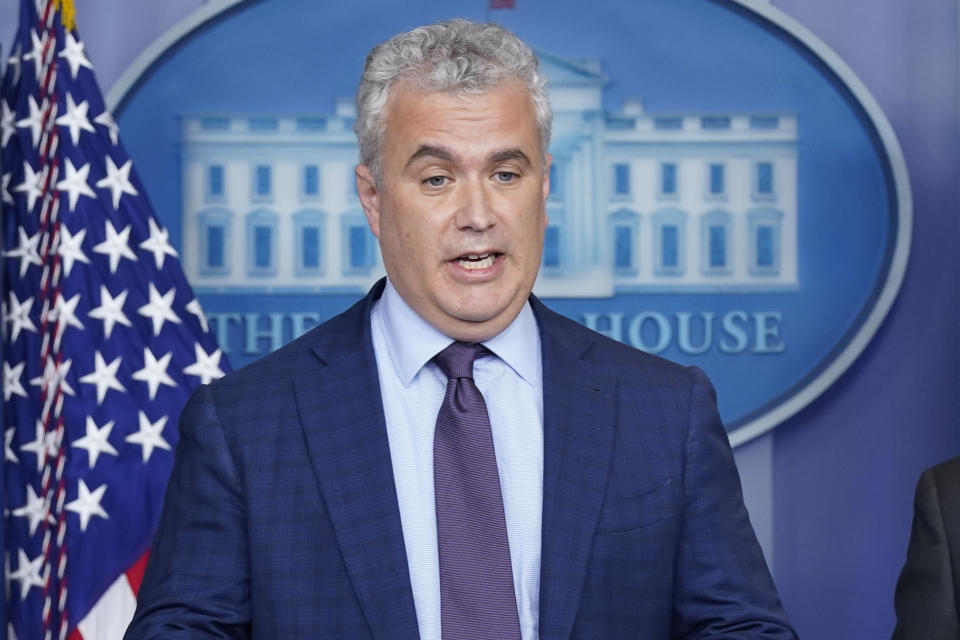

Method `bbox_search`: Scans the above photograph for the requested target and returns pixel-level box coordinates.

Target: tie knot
[433,341,486,380]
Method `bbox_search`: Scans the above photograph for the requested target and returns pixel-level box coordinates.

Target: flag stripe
[124,552,149,596]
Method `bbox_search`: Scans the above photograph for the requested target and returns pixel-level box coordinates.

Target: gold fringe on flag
[54,0,76,31]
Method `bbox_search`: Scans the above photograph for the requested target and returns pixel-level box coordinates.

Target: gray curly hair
[354,19,553,181]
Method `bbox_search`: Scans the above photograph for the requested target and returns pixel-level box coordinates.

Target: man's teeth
[457,253,496,269]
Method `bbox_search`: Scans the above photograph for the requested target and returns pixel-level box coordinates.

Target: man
[892,456,960,639]
[126,19,796,639]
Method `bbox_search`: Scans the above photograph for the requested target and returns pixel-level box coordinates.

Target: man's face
[356,80,550,342]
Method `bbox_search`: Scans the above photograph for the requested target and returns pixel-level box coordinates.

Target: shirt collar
[377,278,540,388]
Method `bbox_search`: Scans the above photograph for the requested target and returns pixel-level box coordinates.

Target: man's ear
[356,165,381,239]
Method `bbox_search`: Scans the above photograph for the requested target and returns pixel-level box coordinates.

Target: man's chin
[441,302,527,341]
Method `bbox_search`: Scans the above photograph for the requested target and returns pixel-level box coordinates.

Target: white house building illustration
[180,53,798,297]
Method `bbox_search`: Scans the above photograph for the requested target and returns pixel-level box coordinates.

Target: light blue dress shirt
[370,279,544,640]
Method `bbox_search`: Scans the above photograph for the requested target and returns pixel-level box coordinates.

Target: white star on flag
[3,361,28,401]
[19,420,59,472]
[94,110,120,146]
[5,292,37,342]
[5,427,19,463]
[92,221,137,273]
[12,162,43,212]
[138,283,182,336]
[78,352,126,405]
[57,225,91,276]
[51,292,85,336]
[14,95,46,149]
[1,172,14,206]
[1,100,16,146]
[23,29,47,84]
[186,298,210,333]
[12,485,55,536]
[9,549,45,600]
[4,226,42,277]
[57,158,97,212]
[65,480,108,532]
[140,218,178,269]
[183,344,225,385]
[126,411,171,463]
[132,348,177,400]
[6,41,21,84]
[72,417,119,469]
[58,32,94,79]
[55,93,95,145]
[29,357,76,397]
[87,286,131,338]
[96,156,138,209]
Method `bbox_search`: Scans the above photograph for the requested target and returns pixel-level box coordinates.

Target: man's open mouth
[455,252,500,270]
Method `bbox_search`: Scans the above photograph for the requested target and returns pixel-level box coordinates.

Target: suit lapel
[293,282,421,640]
[534,299,618,640]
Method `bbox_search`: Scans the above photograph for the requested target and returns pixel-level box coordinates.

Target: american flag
[1,0,229,638]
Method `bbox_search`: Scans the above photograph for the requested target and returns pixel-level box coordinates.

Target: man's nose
[454,178,496,231]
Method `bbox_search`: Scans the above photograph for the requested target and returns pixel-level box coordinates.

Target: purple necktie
[433,341,522,640]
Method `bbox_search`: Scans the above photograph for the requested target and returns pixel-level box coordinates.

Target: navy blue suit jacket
[125,281,796,638]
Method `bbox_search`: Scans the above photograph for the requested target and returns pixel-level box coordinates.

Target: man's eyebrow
[488,148,532,167]
[405,145,458,168]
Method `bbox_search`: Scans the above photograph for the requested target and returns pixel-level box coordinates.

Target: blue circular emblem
[111,0,911,445]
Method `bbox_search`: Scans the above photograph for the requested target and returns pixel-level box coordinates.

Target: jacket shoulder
[207,291,372,395]
[535,300,701,385]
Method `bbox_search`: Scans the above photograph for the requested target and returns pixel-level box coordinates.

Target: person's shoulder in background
[892,455,960,640]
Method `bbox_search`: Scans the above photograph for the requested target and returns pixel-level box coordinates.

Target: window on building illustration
[709,163,725,196]
[253,226,272,269]
[654,117,683,130]
[207,165,225,200]
[303,165,320,198]
[249,117,278,131]
[301,226,320,269]
[294,210,325,276]
[207,226,225,269]
[245,209,277,276]
[700,210,731,275]
[548,163,561,199]
[200,117,229,130]
[610,209,639,275]
[543,226,560,268]
[654,209,686,276]
[254,165,272,198]
[750,116,779,129]
[198,208,232,276]
[701,116,731,130]
[756,226,775,268]
[341,211,376,274]
[709,225,726,268]
[661,226,678,268]
[606,116,635,130]
[756,161,774,197]
[748,208,782,276]
[349,226,369,269]
[614,225,632,270]
[297,117,326,131]
[660,163,678,196]
[613,163,631,197]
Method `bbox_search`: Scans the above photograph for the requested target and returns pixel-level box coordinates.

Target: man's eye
[425,176,448,187]
[495,171,518,183]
